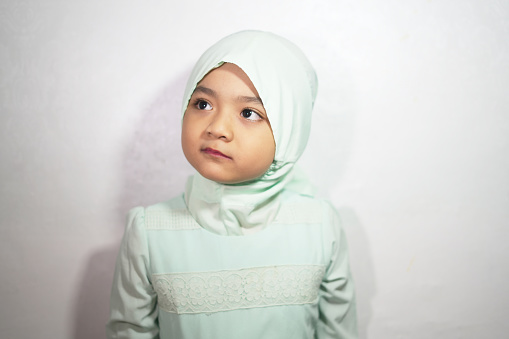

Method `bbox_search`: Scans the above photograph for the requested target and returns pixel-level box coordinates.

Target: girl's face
[181,63,276,184]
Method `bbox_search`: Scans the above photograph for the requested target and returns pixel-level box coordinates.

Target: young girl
[107,30,358,339]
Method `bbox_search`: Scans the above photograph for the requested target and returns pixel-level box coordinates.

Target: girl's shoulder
[280,189,337,209]
[145,193,187,211]
[128,194,200,231]
[278,189,339,225]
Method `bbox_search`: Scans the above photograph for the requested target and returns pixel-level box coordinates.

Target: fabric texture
[107,193,358,339]
[153,264,326,314]
[183,30,318,236]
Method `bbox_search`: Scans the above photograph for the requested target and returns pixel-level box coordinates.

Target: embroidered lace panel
[153,265,326,314]
[144,202,322,231]
[145,208,200,230]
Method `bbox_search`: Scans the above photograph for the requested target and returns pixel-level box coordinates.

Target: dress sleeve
[106,207,159,339]
[316,203,358,339]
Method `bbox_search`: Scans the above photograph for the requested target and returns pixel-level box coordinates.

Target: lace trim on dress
[145,207,200,230]
[153,265,326,314]
[144,202,322,230]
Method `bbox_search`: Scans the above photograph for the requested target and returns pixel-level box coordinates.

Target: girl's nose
[206,110,233,140]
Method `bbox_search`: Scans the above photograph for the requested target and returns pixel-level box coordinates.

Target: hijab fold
[182,31,318,236]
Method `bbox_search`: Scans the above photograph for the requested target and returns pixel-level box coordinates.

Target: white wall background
[1,0,508,338]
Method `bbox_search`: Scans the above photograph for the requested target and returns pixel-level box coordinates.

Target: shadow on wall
[299,42,376,335]
[338,206,376,339]
[72,70,193,339]
[117,70,194,217]
[73,245,119,339]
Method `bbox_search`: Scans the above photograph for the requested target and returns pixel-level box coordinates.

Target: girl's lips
[202,147,232,159]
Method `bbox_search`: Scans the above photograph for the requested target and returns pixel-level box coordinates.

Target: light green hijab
[182,30,318,236]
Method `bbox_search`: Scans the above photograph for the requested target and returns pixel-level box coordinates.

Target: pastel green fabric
[182,30,318,236]
[107,193,358,339]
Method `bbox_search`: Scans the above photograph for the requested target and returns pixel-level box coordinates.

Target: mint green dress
[107,190,357,339]
[107,30,358,338]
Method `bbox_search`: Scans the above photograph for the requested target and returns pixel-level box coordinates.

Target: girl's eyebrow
[194,85,264,106]
[194,85,216,97]
[238,95,264,106]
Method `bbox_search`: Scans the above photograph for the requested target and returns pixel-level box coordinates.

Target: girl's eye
[241,109,262,121]
[195,100,212,110]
